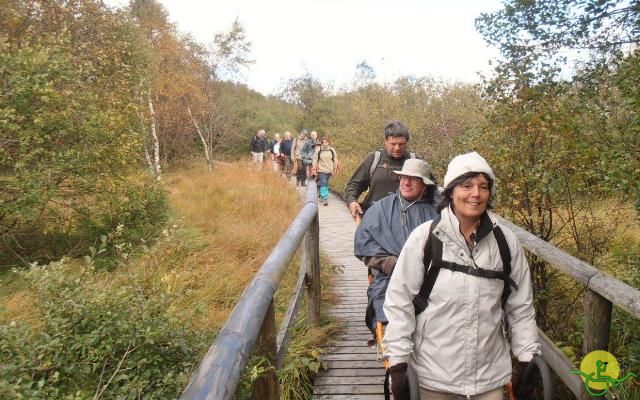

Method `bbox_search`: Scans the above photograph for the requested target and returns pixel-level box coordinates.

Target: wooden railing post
[583,288,613,354]
[305,213,321,327]
[253,300,280,399]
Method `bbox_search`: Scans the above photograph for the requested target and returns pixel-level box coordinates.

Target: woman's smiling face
[451,174,490,221]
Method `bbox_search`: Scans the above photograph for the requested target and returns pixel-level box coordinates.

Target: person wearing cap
[345,121,431,218]
[291,129,309,186]
[354,158,439,336]
[383,152,540,400]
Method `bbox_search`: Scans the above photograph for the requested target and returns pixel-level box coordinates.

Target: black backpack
[413,216,518,315]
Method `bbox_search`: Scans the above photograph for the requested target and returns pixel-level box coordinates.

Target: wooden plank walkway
[298,185,386,399]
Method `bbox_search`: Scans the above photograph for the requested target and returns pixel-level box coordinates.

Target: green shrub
[0,260,210,399]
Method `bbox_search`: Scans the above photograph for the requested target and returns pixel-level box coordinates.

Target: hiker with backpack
[291,129,309,186]
[354,158,439,338]
[304,130,322,179]
[345,121,432,219]
[383,152,541,400]
[312,136,339,206]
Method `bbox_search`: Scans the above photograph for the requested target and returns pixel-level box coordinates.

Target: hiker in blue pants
[312,136,338,206]
[383,152,541,400]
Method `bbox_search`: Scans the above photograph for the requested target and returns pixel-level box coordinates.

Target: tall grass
[0,161,337,398]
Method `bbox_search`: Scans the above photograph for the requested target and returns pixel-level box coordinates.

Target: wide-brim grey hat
[393,158,436,185]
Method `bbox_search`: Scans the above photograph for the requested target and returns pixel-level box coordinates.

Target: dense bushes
[0,261,210,399]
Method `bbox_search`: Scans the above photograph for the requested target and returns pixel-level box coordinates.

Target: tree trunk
[187,106,212,171]
[148,95,161,181]
[144,147,155,175]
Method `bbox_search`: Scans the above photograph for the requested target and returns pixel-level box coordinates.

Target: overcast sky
[106,0,505,95]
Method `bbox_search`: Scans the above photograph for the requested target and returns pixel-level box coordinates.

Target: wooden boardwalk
[298,186,386,399]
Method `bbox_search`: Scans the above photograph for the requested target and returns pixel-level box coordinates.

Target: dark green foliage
[0,262,210,399]
[0,1,170,268]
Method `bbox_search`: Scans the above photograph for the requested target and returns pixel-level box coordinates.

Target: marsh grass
[0,161,338,398]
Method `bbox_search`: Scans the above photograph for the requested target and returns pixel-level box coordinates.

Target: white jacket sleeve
[503,230,541,362]
[382,222,431,366]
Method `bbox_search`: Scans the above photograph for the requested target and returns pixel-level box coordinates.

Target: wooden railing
[180,184,320,400]
[178,179,639,399]
[496,215,640,399]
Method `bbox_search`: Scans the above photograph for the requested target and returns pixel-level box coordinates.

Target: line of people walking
[347,121,540,400]
[249,128,339,205]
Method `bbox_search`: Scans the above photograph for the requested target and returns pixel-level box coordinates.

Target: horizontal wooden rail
[495,215,640,318]
[496,214,639,399]
[181,184,319,400]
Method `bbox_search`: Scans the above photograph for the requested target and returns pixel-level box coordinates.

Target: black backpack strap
[413,216,441,315]
[492,225,515,307]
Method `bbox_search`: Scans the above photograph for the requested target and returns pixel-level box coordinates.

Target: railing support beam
[253,299,280,399]
[583,288,612,354]
[305,213,321,327]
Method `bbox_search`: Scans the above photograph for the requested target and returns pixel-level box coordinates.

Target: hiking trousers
[295,158,307,183]
[420,387,503,400]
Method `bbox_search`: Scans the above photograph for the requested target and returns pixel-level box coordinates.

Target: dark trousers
[295,159,307,183]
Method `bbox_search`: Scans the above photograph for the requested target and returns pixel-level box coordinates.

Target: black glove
[389,362,409,400]
[513,361,539,399]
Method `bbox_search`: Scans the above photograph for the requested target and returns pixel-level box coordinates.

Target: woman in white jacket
[383,152,541,400]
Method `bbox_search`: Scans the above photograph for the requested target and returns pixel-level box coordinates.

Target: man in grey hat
[354,158,440,334]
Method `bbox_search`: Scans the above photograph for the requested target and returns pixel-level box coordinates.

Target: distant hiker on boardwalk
[345,121,431,219]
[383,152,541,400]
[353,159,439,337]
[304,130,322,179]
[270,133,283,172]
[312,136,339,206]
[281,131,294,179]
[250,129,269,169]
[291,128,309,186]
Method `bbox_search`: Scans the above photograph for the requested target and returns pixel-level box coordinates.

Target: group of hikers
[251,120,541,399]
[249,128,339,205]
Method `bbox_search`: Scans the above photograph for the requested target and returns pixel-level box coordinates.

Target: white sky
[107,0,504,95]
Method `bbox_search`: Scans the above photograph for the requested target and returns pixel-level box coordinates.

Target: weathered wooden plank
[323,360,383,369]
[328,312,366,318]
[312,395,385,400]
[321,353,380,361]
[316,368,385,377]
[328,306,367,312]
[321,346,376,354]
[315,376,384,385]
[584,288,612,354]
[254,300,279,399]
[496,215,640,318]
[276,266,307,368]
[328,335,373,343]
[313,385,384,394]
[539,330,588,399]
[305,213,321,326]
[322,340,373,347]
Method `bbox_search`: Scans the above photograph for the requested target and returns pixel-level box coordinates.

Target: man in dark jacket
[345,121,424,218]
[250,129,269,169]
[280,131,294,179]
